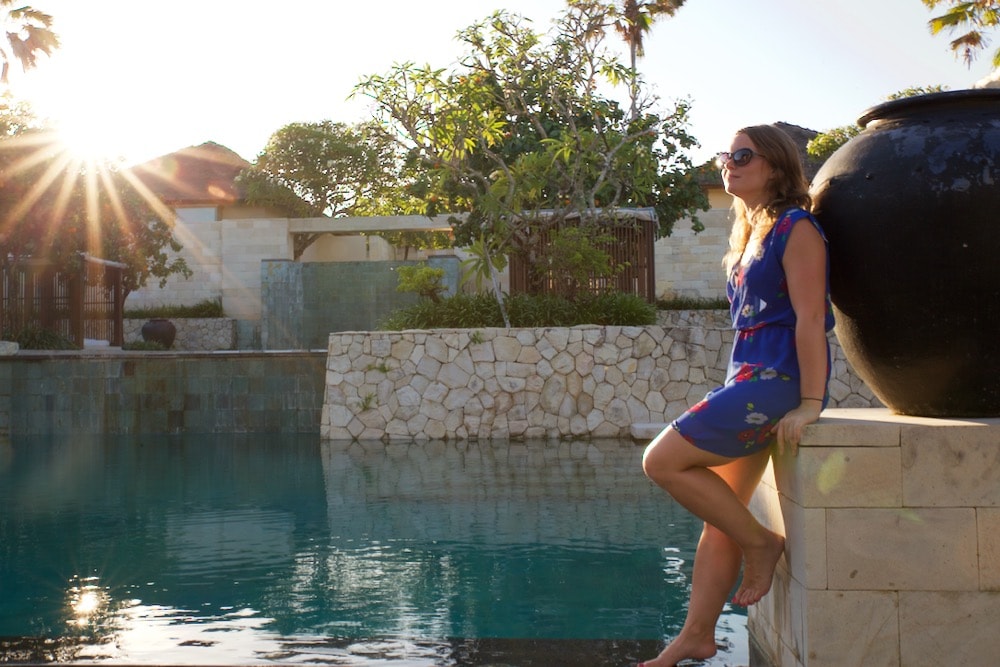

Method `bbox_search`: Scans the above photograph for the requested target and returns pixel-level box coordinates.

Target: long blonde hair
[722,125,811,273]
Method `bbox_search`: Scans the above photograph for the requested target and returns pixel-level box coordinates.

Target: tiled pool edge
[748,408,1000,666]
[0,350,326,435]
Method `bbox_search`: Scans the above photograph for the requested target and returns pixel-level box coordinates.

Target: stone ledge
[750,408,1000,667]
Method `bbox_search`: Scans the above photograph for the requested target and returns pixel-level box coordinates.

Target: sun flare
[48,113,141,166]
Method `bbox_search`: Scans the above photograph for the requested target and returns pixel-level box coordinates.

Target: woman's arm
[775,219,829,454]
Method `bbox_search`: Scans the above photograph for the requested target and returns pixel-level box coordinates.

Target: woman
[638,124,834,667]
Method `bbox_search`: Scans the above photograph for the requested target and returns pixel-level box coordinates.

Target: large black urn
[141,318,176,349]
[810,89,1000,416]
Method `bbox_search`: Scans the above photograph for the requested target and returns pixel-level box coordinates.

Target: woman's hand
[775,402,822,456]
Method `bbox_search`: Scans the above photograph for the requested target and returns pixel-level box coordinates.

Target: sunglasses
[716,148,766,168]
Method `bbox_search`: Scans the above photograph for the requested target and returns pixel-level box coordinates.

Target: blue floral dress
[671,208,835,457]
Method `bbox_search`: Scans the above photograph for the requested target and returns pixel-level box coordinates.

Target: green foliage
[124,298,224,319]
[358,392,376,411]
[395,264,447,302]
[806,125,863,161]
[923,0,1000,67]
[376,231,453,260]
[884,85,948,100]
[379,293,504,330]
[656,295,729,310]
[541,225,620,299]
[378,291,655,329]
[459,235,509,292]
[807,85,951,160]
[0,4,59,84]
[237,119,428,258]
[354,3,708,319]
[4,325,77,350]
[396,264,448,301]
[600,0,688,118]
[239,120,402,217]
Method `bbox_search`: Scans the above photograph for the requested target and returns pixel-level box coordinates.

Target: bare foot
[639,631,717,667]
[732,530,785,606]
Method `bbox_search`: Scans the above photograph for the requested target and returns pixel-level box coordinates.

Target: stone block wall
[654,208,731,300]
[321,320,879,441]
[126,206,224,310]
[0,351,325,436]
[220,218,293,322]
[748,409,1000,666]
[126,215,293,350]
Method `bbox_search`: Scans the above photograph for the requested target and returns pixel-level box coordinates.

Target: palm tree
[923,0,1000,68]
[611,0,685,119]
[0,1,59,83]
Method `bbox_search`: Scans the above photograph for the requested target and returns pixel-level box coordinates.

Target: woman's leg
[638,428,780,666]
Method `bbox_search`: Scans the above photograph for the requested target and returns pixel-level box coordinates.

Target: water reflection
[0,434,746,665]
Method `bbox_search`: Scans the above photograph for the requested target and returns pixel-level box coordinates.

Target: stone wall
[748,409,1000,666]
[123,318,237,351]
[321,317,880,441]
[654,207,731,300]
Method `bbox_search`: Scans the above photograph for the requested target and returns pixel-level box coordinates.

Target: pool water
[0,435,748,665]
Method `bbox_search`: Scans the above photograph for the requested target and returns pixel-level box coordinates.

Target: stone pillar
[748,408,1000,666]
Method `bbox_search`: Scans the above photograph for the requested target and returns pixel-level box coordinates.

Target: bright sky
[12,0,997,167]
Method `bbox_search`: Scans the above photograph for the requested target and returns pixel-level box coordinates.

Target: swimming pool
[0,435,748,665]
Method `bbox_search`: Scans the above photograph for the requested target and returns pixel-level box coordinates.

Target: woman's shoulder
[774,207,826,240]
[776,206,814,227]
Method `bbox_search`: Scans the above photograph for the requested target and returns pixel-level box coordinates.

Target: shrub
[656,295,729,310]
[395,264,448,303]
[379,293,503,330]
[4,326,78,350]
[124,298,224,319]
[379,291,656,329]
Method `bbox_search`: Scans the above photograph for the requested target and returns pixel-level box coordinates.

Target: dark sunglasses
[716,148,766,168]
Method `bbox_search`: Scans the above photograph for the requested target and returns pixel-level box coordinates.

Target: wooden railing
[508,214,657,302]
[1,254,126,347]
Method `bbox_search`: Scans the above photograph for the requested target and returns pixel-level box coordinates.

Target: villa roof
[130,141,250,206]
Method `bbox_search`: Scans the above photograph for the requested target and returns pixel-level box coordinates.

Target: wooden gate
[1,254,126,347]
[507,209,657,303]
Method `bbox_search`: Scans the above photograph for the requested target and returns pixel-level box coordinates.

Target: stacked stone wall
[123,318,236,351]
[322,318,879,441]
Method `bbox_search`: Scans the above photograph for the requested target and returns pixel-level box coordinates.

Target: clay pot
[810,89,1000,416]
[141,318,176,349]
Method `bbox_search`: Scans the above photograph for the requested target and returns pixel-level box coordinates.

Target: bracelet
[801,397,824,402]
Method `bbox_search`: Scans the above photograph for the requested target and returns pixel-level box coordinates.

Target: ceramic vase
[810,89,1000,416]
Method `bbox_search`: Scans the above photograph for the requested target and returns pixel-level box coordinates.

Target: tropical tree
[603,0,686,119]
[237,119,449,258]
[354,3,707,321]
[923,0,1000,67]
[0,1,59,83]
